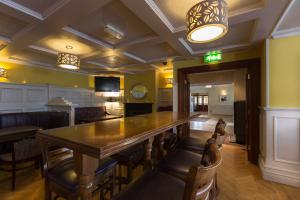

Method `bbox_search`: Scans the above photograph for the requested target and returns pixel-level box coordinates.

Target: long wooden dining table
[37,111,200,200]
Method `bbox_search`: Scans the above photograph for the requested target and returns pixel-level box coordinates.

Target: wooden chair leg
[111,168,116,197]
[127,161,133,184]
[40,158,44,178]
[118,165,122,192]
[12,162,16,190]
[45,180,52,200]
[100,189,105,200]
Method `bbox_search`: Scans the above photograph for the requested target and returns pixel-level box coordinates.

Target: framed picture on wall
[220,95,228,102]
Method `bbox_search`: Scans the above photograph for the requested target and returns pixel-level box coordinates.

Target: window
[191,94,209,112]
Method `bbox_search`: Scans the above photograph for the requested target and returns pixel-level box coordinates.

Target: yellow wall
[269,36,300,107]
[158,71,173,89]
[124,70,157,105]
[0,62,93,89]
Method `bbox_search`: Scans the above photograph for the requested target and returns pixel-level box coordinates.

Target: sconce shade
[0,67,7,78]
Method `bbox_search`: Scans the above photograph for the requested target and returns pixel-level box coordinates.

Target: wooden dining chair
[0,138,43,190]
[38,138,117,200]
[113,142,221,200]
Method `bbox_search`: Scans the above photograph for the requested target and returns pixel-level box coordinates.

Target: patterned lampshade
[57,53,80,70]
[0,67,7,78]
[187,0,228,43]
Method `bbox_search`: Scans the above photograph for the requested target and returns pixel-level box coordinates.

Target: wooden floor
[1,143,300,199]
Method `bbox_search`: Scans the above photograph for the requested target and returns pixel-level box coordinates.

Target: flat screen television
[95,77,120,92]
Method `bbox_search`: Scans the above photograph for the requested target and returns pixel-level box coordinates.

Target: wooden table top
[0,126,41,143]
[38,112,199,158]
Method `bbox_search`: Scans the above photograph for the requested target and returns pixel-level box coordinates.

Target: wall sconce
[166,78,173,85]
[0,67,7,78]
[221,90,227,95]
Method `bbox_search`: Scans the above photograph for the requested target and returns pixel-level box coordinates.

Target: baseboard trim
[259,156,300,188]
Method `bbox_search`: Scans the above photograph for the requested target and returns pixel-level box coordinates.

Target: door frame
[177,58,261,164]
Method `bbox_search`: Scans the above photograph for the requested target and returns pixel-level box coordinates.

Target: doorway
[177,59,260,164]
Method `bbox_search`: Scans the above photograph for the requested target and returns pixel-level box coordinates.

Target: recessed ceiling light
[104,24,124,40]
[57,53,80,70]
[187,0,228,43]
[65,45,73,49]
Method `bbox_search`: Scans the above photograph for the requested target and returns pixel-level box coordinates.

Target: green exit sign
[204,51,222,63]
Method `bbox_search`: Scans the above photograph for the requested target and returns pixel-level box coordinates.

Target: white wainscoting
[0,83,104,113]
[259,107,300,187]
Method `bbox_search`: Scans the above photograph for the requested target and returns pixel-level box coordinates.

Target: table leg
[144,137,154,170]
[158,132,166,160]
[74,151,94,200]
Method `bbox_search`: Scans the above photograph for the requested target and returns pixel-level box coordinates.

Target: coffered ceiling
[0,0,296,75]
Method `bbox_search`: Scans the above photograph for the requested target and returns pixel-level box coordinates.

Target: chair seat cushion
[113,171,185,200]
[160,149,202,180]
[48,157,117,192]
[178,137,207,153]
[47,159,78,192]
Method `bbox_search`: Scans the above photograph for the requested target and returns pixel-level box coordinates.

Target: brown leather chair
[160,138,217,181]
[178,119,227,154]
[113,142,221,200]
[39,140,118,200]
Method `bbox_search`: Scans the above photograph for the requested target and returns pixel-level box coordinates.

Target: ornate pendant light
[187,0,228,43]
[57,52,80,70]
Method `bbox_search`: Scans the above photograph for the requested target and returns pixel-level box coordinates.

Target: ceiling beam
[0,0,112,58]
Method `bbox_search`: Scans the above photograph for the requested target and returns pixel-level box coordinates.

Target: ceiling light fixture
[187,0,228,43]
[65,45,73,49]
[57,52,80,70]
[205,85,212,88]
[104,24,124,40]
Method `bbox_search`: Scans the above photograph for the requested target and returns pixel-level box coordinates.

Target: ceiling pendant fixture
[57,52,80,70]
[187,0,228,43]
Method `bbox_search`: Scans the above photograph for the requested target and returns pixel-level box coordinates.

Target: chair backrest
[211,119,228,148]
[214,118,226,135]
[75,106,106,124]
[37,135,73,171]
[13,138,41,161]
[183,141,222,200]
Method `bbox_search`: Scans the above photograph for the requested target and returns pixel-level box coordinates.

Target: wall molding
[272,27,300,39]
[259,156,300,187]
[259,108,300,188]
